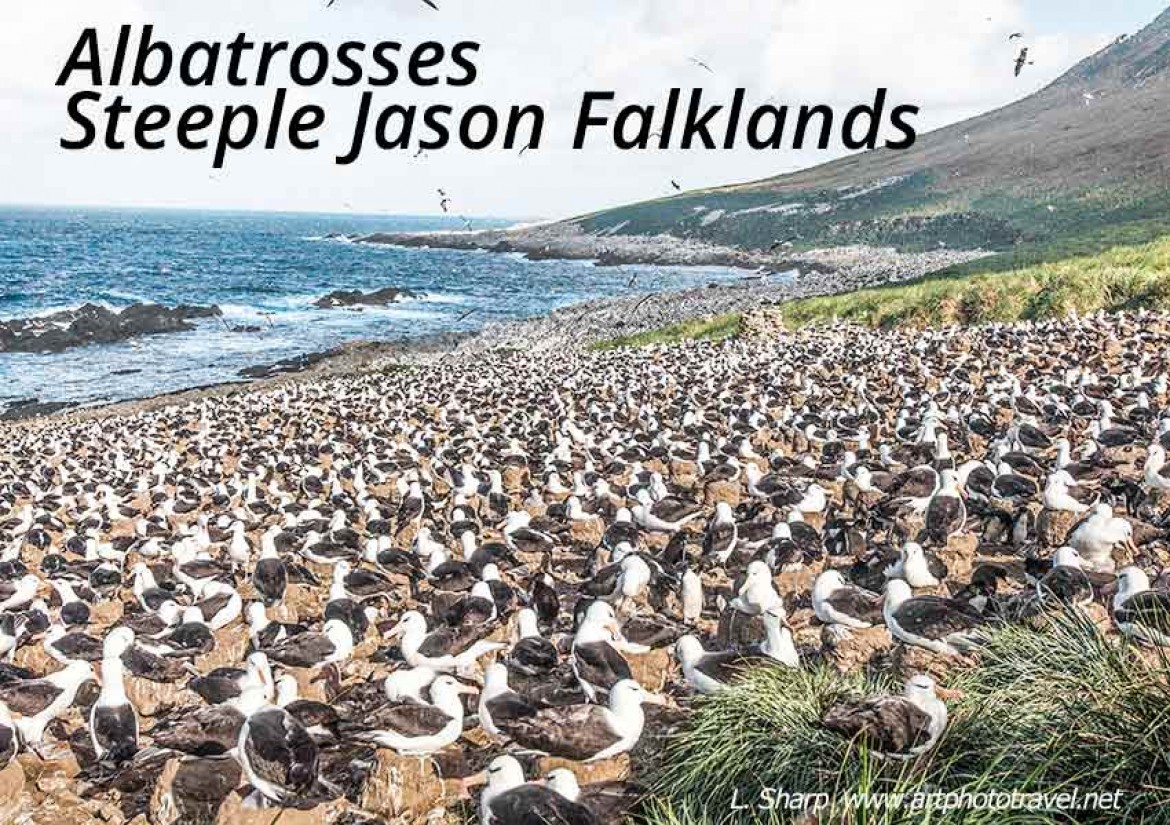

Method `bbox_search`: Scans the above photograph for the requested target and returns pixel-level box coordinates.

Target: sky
[0,0,1164,220]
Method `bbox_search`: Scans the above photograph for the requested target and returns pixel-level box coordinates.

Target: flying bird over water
[670,180,682,192]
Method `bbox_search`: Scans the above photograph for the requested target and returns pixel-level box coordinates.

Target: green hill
[571,7,1170,271]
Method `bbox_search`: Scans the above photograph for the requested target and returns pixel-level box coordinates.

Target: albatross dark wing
[150,705,245,757]
[418,623,487,658]
[0,680,63,716]
[695,651,773,684]
[1117,591,1170,635]
[350,701,454,738]
[572,641,631,691]
[489,785,598,825]
[498,704,619,761]
[826,588,884,624]
[92,703,139,762]
[262,633,336,668]
[894,597,983,638]
[243,708,319,799]
[122,645,190,683]
[823,695,933,754]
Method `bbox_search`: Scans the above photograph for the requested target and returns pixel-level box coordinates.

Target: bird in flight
[1014,47,1030,77]
[457,308,477,322]
[627,273,637,288]
[689,57,714,73]
[1008,32,1023,40]
[670,180,682,192]
[420,0,438,8]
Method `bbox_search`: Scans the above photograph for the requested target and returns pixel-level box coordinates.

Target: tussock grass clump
[642,613,1170,825]
[780,236,1170,329]
[591,313,742,350]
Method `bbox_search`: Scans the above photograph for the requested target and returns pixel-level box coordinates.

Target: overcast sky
[0,0,1164,219]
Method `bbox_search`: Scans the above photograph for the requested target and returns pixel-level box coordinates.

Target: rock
[238,348,341,380]
[125,675,197,718]
[314,287,421,309]
[703,481,741,507]
[627,648,672,693]
[0,303,222,354]
[360,749,459,821]
[0,398,79,421]
[885,642,971,683]
[536,754,631,785]
[0,759,24,824]
[1036,508,1079,547]
[568,518,605,547]
[939,533,979,582]
[826,625,894,673]
[214,792,349,825]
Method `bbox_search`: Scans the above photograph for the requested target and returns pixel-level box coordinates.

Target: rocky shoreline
[359,221,988,289]
[0,303,222,354]
[0,239,988,423]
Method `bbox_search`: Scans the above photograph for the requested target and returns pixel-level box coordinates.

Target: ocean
[0,206,746,410]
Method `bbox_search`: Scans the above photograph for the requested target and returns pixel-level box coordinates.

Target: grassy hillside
[590,314,741,350]
[780,235,1170,328]
[591,235,1170,349]
[569,7,1170,269]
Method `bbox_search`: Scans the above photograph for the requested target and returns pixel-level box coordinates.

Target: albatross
[822,674,950,758]
[812,570,883,632]
[237,702,321,806]
[348,674,476,754]
[1113,566,1170,645]
[492,679,657,762]
[89,626,139,763]
[883,579,985,656]
[674,635,773,694]
[386,609,504,676]
[478,755,595,825]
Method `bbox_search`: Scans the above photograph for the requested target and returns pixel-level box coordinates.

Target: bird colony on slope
[0,310,1168,823]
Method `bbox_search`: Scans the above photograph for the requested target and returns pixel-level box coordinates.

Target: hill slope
[574,7,1170,262]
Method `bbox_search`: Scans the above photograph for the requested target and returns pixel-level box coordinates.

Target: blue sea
[0,206,746,410]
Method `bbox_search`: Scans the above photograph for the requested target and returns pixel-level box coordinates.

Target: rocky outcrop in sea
[0,303,222,354]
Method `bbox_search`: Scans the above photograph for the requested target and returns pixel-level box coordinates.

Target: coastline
[0,238,988,425]
[359,220,990,289]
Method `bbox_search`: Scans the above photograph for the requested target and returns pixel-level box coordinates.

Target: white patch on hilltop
[837,175,910,201]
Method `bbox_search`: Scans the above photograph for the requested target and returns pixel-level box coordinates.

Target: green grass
[779,235,1170,329]
[590,234,1170,348]
[591,313,742,350]
[639,613,1170,825]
